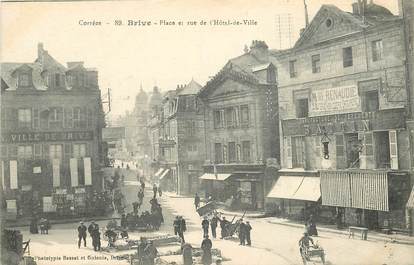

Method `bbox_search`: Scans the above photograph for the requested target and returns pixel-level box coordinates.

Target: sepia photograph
[1,0,414,264]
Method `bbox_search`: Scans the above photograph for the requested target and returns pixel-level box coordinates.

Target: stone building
[198,40,279,210]
[267,2,412,230]
[0,43,106,218]
[149,80,205,195]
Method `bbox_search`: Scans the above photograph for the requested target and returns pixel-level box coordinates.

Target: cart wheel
[321,254,325,265]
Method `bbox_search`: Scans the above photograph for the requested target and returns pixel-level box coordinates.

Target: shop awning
[199,173,231,181]
[320,170,389,211]
[266,176,321,202]
[154,168,164,177]
[159,169,170,180]
[407,186,414,209]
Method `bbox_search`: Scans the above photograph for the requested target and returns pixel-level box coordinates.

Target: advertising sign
[310,85,360,116]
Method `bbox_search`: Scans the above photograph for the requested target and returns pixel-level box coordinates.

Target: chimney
[249,40,269,60]
[67,61,84,68]
[37,43,44,62]
[352,2,360,15]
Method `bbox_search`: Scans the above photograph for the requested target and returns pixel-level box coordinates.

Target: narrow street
[20,168,414,265]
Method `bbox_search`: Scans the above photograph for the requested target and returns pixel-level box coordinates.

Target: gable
[295,5,364,49]
[208,78,254,99]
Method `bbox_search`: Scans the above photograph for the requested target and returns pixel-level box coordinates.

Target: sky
[0,0,399,118]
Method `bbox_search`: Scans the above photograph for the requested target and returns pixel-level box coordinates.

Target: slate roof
[177,79,202,95]
[1,62,48,90]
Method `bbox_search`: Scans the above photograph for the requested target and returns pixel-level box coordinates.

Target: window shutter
[389,130,398,170]
[335,135,346,169]
[360,132,374,169]
[285,137,293,168]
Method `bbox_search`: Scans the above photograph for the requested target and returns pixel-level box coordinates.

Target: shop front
[266,174,323,221]
[320,170,411,230]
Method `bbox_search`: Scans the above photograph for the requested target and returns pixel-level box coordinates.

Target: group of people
[77,221,101,251]
[29,217,50,235]
[173,215,187,242]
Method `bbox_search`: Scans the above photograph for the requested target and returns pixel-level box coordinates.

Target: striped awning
[407,186,414,209]
[154,168,164,177]
[267,176,321,202]
[159,169,170,180]
[199,173,231,181]
[321,170,389,211]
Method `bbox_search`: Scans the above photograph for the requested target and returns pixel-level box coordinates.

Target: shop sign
[310,85,360,116]
[1,131,94,143]
[282,109,406,136]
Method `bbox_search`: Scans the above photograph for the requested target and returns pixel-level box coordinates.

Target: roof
[294,4,401,49]
[1,62,48,90]
[177,79,202,95]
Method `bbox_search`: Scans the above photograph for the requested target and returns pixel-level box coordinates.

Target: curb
[267,220,414,246]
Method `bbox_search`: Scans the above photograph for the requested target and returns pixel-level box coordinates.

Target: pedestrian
[30,217,39,234]
[152,184,158,198]
[238,219,246,245]
[245,221,252,246]
[202,216,209,238]
[210,214,219,238]
[306,214,318,236]
[133,201,139,214]
[137,237,148,265]
[181,241,193,265]
[158,186,162,197]
[173,216,180,236]
[194,193,200,210]
[140,179,146,190]
[201,235,213,265]
[144,241,158,265]
[88,221,97,236]
[91,226,101,251]
[219,216,229,239]
[179,216,187,243]
[77,221,87,248]
[121,213,127,229]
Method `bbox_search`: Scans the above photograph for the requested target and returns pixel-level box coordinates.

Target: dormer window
[18,73,31,87]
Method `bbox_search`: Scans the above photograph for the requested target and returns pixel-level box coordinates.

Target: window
[188,121,196,136]
[73,143,86,158]
[343,47,353,68]
[213,110,224,128]
[18,109,31,128]
[17,145,32,159]
[372,40,383,62]
[49,144,62,160]
[49,107,63,129]
[18,73,30,87]
[73,107,82,128]
[292,136,305,168]
[55,73,61,87]
[312,54,321,73]
[225,108,235,128]
[361,90,379,112]
[296,98,309,118]
[34,144,42,158]
[375,131,391,169]
[240,105,249,126]
[214,143,223,163]
[67,75,74,87]
[242,141,251,162]
[289,60,297,78]
[33,108,40,128]
[228,142,236,163]
[267,66,276,83]
[87,109,93,128]
[187,144,198,152]
[345,134,360,168]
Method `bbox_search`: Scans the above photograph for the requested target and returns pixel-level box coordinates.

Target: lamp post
[321,132,331,160]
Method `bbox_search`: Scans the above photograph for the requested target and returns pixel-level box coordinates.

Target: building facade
[268,2,412,230]
[199,40,280,210]
[0,43,106,218]
[149,81,205,195]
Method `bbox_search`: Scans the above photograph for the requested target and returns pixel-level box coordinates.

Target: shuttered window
[389,130,398,170]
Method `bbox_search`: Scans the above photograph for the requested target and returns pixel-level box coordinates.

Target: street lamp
[321,132,331,160]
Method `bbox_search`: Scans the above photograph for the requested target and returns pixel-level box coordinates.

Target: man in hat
[179,216,187,242]
[245,221,252,246]
[194,193,200,210]
[219,216,229,239]
[201,216,209,238]
[238,219,246,246]
[88,221,97,236]
[210,214,219,239]
[201,235,212,265]
[91,226,101,251]
[77,221,87,248]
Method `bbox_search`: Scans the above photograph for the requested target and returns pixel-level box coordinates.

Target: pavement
[15,161,414,265]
